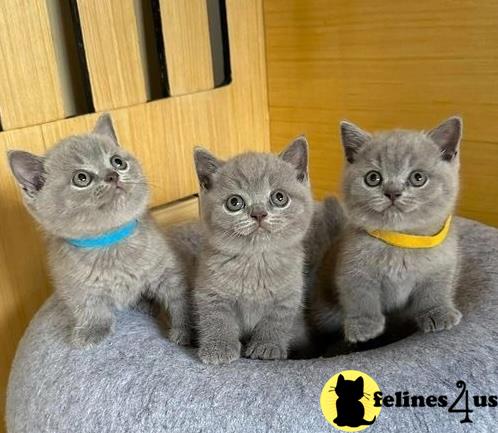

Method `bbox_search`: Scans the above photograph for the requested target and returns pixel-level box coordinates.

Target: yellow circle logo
[320,370,382,431]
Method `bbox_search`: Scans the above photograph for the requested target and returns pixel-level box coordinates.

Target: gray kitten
[192,138,314,364]
[318,117,463,343]
[8,114,190,347]
[164,197,344,358]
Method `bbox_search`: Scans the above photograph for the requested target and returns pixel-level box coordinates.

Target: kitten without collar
[192,138,314,364]
[8,114,190,347]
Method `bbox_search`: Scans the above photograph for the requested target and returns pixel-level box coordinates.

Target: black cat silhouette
[332,374,376,427]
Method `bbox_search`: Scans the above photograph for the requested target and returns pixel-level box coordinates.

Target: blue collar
[66,219,139,249]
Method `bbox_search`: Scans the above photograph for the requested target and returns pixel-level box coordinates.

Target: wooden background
[0,1,269,431]
[2,0,498,430]
[264,0,498,227]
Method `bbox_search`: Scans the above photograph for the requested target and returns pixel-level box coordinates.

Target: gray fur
[192,137,314,364]
[304,197,345,283]
[164,197,345,356]
[7,114,190,347]
[318,117,463,342]
[302,197,345,338]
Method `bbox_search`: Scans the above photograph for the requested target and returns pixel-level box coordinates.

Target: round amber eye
[110,155,128,171]
[409,170,428,187]
[364,170,383,187]
[72,170,92,187]
[226,195,245,212]
[270,190,289,207]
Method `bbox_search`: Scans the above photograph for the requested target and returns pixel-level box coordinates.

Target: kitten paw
[71,322,113,348]
[244,341,287,360]
[168,327,191,346]
[344,314,385,343]
[417,306,462,333]
[198,340,241,365]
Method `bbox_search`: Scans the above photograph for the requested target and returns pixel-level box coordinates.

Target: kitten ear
[7,150,45,196]
[340,121,371,163]
[427,116,463,162]
[355,376,364,386]
[93,113,118,144]
[193,147,224,190]
[279,135,309,182]
[337,374,345,384]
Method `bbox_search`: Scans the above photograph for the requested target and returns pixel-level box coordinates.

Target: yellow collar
[367,216,452,249]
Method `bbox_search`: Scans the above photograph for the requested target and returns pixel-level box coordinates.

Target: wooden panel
[152,196,199,228]
[77,0,149,110]
[226,0,269,149]
[42,0,269,208]
[160,0,214,95]
[43,1,271,206]
[265,0,498,227]
[0,127,51,431]
[0,0,65,129]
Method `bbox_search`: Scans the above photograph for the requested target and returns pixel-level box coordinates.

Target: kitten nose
[384,190,402,202]
[250,206,268,222]
[104,171,119,183]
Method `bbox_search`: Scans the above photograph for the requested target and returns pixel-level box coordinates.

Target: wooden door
[0,1,269,430]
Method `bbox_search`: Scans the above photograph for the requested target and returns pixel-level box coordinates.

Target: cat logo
[320,370,382,431]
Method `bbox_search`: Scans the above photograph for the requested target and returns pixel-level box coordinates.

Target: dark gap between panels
[207,0,232,87]
[140,0,170,99]
[146,0,170,98]
[67,0,95,114]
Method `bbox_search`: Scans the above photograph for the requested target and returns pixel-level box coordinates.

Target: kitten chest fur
[339,226,458,312]
[49,217,178,309]
[199,243,304,334]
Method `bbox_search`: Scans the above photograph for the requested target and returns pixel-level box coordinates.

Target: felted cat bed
[6,218,498,433]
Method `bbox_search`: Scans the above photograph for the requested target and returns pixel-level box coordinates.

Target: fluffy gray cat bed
[6,218,498,433]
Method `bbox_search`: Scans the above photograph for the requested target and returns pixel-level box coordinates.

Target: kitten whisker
[123,180,167,194]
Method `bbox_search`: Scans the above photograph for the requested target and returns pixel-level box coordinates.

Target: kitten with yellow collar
[314,117,463,343]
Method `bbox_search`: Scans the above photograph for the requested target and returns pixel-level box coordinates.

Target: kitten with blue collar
[8,114,190,347]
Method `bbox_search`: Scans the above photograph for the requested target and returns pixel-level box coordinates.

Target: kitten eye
[110,155,128,171]
[409,170,428,187]
[270,190,289,208]
[72,170,93,188]
[225,195,245,212]
[364,170,383,187]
